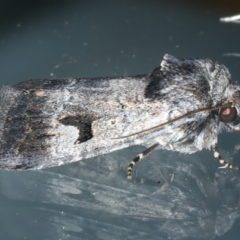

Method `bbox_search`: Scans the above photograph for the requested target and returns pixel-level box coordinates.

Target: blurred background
[0,0,240,239]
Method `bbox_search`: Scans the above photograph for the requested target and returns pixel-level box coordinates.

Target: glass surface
[0,1,240,239]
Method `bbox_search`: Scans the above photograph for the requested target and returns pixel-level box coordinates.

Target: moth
[0,54,239,179]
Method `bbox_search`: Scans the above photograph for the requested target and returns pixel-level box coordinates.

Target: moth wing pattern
[0,54,239,174]
[0,75,165,169]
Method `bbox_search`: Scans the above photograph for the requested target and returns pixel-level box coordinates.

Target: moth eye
[219,107,237,123]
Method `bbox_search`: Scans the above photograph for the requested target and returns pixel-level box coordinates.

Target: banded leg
[127,143,159,179]
[211,144,238,170]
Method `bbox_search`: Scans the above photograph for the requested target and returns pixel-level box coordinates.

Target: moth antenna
[113,103,232,139]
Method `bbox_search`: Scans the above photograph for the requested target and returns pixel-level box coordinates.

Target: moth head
[219,90,240,130]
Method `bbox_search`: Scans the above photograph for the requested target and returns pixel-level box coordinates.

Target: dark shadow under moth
[0,54,239,178]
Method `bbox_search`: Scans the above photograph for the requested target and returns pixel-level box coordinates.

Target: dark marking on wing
[14,76,146,91]
[59,114,96,143]
[14,79,75,90]
[0,94,29,154]
[0,91,52,160]
[11,164,32,170]
[144,67,166,99]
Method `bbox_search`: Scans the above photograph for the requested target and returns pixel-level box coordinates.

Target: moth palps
[0,54,239,179]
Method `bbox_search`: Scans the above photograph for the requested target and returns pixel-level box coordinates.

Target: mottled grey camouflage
[0,54,239,171]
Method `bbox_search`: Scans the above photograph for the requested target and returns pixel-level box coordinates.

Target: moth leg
[211,144,238,170]
[127,143,160,179]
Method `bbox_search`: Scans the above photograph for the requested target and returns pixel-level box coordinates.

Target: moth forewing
[0,75,164,169]
[0,54,239,178]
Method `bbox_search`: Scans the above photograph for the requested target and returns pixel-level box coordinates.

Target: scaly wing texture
[0,55,232,169]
